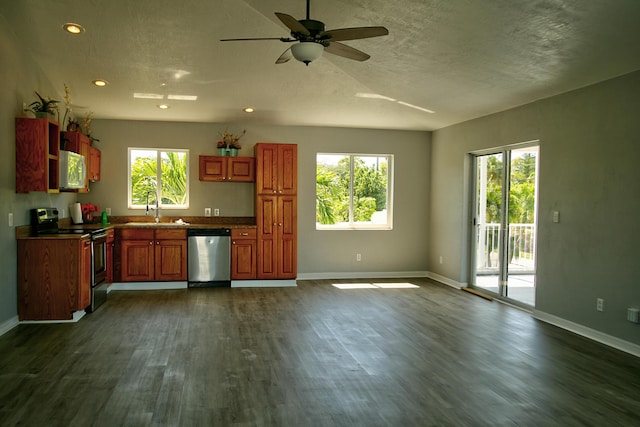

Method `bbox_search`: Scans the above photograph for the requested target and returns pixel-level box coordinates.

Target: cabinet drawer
[119,229,154,240]
[232,228,256,239]
[155,228,187,240]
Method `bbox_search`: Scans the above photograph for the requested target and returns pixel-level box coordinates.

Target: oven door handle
[92,231,108,241]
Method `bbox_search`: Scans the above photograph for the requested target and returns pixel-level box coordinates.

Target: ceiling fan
[220,0,389,65]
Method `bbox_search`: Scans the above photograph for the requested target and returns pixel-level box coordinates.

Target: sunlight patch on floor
[332,282,419,290]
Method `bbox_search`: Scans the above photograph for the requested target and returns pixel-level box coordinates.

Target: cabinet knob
[279,223,283,227]
[240,232,248,236]
[156,241,160,245]
[232,241,236,244]
[149,241,153,245]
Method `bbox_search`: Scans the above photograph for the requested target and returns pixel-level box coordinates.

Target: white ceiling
[3,0,640,131]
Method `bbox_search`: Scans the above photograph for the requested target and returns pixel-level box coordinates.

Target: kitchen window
[316,153,393,230]
[128,148,189,209]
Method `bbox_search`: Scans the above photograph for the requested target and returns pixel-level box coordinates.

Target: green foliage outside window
[316,154,390,227]
[130,149,188,208]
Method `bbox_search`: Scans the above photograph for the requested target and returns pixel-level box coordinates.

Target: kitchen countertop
[16,216,256,239]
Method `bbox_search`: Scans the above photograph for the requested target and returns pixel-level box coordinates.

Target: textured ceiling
[2,0,640,130]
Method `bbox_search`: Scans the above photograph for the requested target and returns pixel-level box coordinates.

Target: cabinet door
[88,146,101,181]
[15,118,60,193]
[256,196,278,278]
[120,239,155,281]
[277,144,297,195]
[228,157,256,182]
[199,155,226,181]
[78,239,92,310]
[155,239,187,281]
[277,196,298,278]
[232,229,256,280]
[255,144,278,194]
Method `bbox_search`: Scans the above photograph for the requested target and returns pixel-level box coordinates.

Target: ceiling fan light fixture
[243,107,255,113]
[291,42,323,65]
[92,79,108,87]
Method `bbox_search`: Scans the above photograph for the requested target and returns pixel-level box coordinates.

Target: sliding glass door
[471,145,539,307]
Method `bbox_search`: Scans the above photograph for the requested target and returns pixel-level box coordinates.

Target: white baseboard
[0,316,19,336]
[109,281,188,291]
[534,310,640,358]
[19,310,86,325]
[232,279,297,288]
[426,272,467,289]
[296,271,429,280]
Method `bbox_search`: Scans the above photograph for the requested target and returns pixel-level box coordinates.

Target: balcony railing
[476,223,536,273]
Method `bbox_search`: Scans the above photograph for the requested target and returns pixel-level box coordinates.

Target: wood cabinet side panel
[17,239,78,320]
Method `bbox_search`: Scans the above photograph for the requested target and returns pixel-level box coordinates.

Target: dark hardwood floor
[1,278,638,426]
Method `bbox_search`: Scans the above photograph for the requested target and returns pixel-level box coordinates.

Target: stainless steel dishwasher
[187,228,231,287]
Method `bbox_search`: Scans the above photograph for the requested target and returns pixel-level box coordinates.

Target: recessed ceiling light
[134,93,164,99]
[92,79,108,87]
[243,107,255,113]
[158,104,170,110]
[63,23,85,34]
[167,94,197,101]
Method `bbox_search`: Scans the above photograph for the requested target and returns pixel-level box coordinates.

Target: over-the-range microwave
[59,150,86,189]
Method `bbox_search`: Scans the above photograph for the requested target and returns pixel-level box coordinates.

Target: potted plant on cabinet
[25,91,59,119]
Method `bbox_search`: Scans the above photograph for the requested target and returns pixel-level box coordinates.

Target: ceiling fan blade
[324,41,370,61]
[276,48,292,64]
[321,26,389,42]
[220,37,295,42]
[275,12,310,36]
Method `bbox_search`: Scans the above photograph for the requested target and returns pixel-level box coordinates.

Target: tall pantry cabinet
[255,143,297,279]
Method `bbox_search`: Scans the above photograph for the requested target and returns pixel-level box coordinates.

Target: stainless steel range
[31,208,108,312]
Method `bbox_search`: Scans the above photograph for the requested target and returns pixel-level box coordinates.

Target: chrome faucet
[146,191,160,223]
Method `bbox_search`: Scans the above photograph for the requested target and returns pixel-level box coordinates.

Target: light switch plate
[8,212,13,227]
[552,211,560,223]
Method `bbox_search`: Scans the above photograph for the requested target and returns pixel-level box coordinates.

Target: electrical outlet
[8,213,13,227]
[214,208,220,216]
[356,253,361,262]
[552,211,560,223]
[106,208,111,215]
[204,208,211,217]
[439,255,444,264]
[596,298,604,312]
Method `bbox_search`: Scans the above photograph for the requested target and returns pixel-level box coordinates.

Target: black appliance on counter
[31,208,109,312]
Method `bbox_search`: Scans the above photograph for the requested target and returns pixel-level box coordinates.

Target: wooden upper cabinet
[199,155,255,182]
[15,118,60,193]
[255,143,297,195]
[88,146,101,182]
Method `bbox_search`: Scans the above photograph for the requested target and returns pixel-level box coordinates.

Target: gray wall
[0,14,78,331]
[429,70,640,346]
[82,120,431,277]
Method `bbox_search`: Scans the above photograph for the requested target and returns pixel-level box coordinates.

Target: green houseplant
[25,91,59,118]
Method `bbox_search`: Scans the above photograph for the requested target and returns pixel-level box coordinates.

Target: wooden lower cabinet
[231,228,256,280]
[17,237,91,320]
[106,229,115,283]
[118,228,187,282]
[256,195,297,279]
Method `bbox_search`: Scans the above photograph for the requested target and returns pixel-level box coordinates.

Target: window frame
[316,152,394,231]
[127,147,190,210]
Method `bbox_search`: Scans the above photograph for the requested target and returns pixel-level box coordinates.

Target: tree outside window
[316,153,393,230]
[128,148,189,209]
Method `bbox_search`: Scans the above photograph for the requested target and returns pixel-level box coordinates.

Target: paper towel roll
[70,203,83,224]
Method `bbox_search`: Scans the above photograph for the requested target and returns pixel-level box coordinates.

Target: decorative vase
[229,148,238,157]
[217,147,227,156]
[35,111,48,119]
